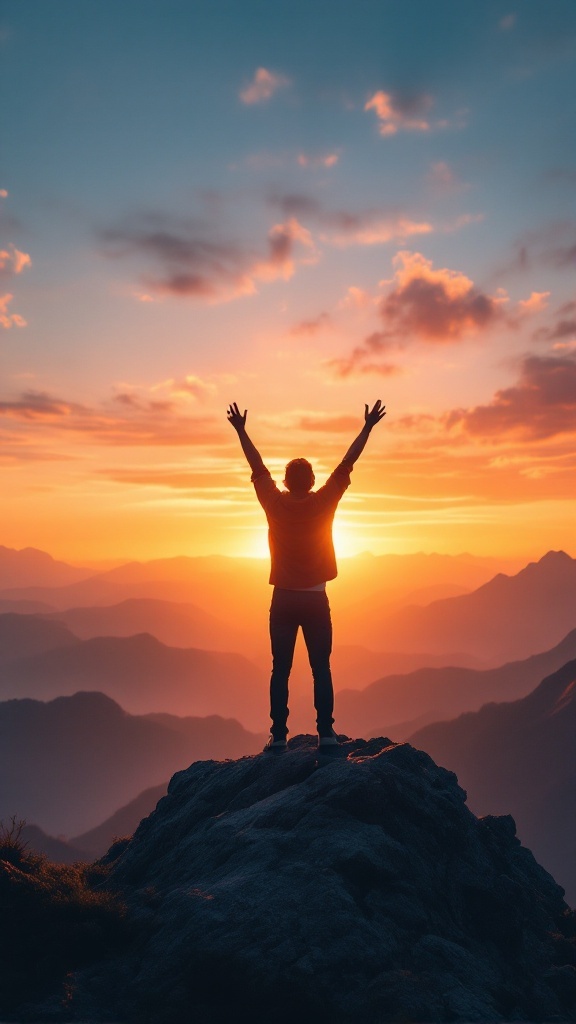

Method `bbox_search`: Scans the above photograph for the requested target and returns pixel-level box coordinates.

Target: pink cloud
[290,312,331,336]
[517,290,550,313]
[0,387,224,447]
[328,217,433,247]
[249,218,317,285]
[379,251,504,342]
[499,13,517,30]
[239,67,290,105]
[0,293,27,329]
[365,90,434,135]
[327,251,505,377]
[270,193,434,248]
[101,213,316,303]
[327,353,402,378]
[533,301,576,343]
[0,245,31,274]
[446,353,576,441]
[338,286,376,309]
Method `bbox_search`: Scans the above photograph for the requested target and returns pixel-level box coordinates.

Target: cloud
[330,217,433,248]
[446,353,576,441]
[290,312,331,336]
[0,190,8,199]
[150,374,216,401]
[499,13,517,31]
[297,152,340,169]
[101,213,316,302]
[427,161,464,191]
[378,251,505,341]
[0,387,224,447]
[0,245,31,274]
[239,67,290,105]
[503,221,576,275]
[533,301,576,344]
[365,90,434,136]
[327,353,403,378]
[270,193,433,247]
[517,290,550,313]
[326,251,506,377]
[0,390,81,419]
[0,244,31,327]
[338,286,376,309]
[0,293,27,329]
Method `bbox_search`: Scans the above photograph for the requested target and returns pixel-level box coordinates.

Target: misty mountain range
[0,543,574,912]
[0,691,263,835]
[410,658,576,905]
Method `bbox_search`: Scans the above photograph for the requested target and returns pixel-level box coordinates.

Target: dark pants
[269,587,334,737]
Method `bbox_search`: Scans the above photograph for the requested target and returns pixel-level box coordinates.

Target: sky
[1,0,575,563]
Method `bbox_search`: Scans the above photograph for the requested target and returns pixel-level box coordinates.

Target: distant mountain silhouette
[0,613,79,663]
[0,599,56,614]
[71,783,167,859]
[363,550,576,663]
[45,597,241,651]
[0,545,91,588]
[0,692,264,835]
[0,631,266,726]
[410,659,576,906]
[19,824,89,864]
[337,625,576,737]
[57,736,575,1024]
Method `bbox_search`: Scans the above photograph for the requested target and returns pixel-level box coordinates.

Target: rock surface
[67,735,576,1023]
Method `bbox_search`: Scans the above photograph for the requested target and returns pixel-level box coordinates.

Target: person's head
[284,458,315,495]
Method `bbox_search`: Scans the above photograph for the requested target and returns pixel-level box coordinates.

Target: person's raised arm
[342,400,386,466]
[227,403,267,475]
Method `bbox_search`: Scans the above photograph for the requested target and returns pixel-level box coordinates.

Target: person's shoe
[264,735,287,753]
[317,727,339,749]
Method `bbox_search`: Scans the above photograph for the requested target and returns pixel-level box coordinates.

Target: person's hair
[284,458,315,494]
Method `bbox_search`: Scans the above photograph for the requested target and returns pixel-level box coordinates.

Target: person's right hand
[364,400,386,429]
[227,403,247,432]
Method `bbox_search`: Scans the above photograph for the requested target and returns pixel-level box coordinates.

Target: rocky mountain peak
[72,736,575,1023]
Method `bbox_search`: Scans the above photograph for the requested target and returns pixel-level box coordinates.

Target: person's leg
[269,588,299,738]
[300,592,334,734]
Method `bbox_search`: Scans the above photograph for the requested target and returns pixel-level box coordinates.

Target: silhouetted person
[227,400,386,751]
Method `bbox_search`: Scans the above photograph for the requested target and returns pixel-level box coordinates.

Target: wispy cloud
[270,193,433,247]
[499,13,517,31]
[0,386,225,447]
[427,161,468,193]
[296,152,340,169]
[327,355,402,379]
[533,301,576,343]
[235,150,339,172]
[239,67,290,105]
[100,212,317,302]
[290,312,331,336]
[502,221,576,276]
